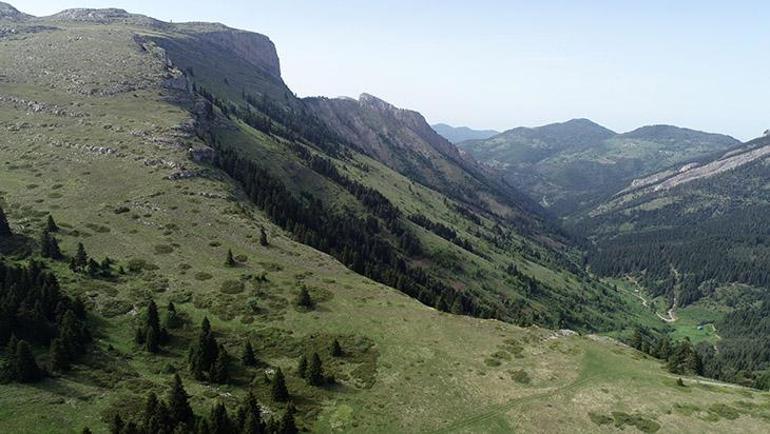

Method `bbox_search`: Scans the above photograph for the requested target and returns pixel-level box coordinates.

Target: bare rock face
[192,28,281,78]
[0,2,29,20]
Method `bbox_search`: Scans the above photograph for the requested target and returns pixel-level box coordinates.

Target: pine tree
[212,346,230,384]
[143,391,160,433]
[242,340,257,367]
[147,300,160,335]
[209,402,233,434]
[166,301,179,329]
[145,327,160,353]
[49,337,69,372]
[168,374,194,426]
[226,249,236,267]
[189,317,219,380]
[259,228,269,246]
[46,215,59,232]
[75,242,89,269]
[82,428,93,434]
[331,339,343,357]
[40,230,63,260]
[14,340,42,383]
[297,355,307,378]
[86,259,100,277]
[109,414,124,434]
[278,404,298,434]
[239,392,264,434]
[0,205,11,237]
[58,309,87,358]
[296,285,313,309]
[271,368,289,402]
[307,352,324,386]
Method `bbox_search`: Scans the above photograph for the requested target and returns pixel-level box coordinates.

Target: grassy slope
[1,18,770,434]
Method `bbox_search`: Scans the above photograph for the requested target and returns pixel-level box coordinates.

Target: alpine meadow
[2,2,770,433]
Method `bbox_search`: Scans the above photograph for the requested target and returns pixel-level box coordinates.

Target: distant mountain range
[459,119,740,215]
[431,123,499,143]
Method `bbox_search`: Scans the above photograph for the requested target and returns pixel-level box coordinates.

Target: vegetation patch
[611,412,661,433]
[220,279,245,294]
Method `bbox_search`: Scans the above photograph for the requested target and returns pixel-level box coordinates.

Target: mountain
[431,123,499,143]
[460,120,740,215]
[1,3,769,432]
[0,1,27,20]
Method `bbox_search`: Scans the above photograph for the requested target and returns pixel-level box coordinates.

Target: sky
[14,0,770,140]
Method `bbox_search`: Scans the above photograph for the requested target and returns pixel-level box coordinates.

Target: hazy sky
[15,1,770,140]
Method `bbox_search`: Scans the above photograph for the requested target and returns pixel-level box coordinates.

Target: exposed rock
[48,7,166,28]
[189,146,215,163]
[180,27,281,78]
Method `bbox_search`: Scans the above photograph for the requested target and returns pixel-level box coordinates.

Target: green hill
[1,3,770,433]
[460,120,740,215]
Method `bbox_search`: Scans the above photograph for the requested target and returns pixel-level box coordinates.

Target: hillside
[460,120,740,215]
[431,123,499,144]
[2,3,770,433]
[576,134,770,387]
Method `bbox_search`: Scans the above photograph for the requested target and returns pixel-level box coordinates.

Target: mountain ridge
[431,123,499,143]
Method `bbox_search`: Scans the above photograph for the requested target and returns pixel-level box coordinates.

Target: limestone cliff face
[185,27,281,79]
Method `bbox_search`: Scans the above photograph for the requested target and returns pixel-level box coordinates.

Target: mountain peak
[0,2,29,20]
[432,123,499,144]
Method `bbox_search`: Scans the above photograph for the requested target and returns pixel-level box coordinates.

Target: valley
[1,2,770,433]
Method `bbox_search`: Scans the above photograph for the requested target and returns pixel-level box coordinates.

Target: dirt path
[430,347,607,433]
[656,294,677,323]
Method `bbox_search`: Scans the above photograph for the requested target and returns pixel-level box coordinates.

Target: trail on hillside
[656,294,677,323]
[429,347,606,433]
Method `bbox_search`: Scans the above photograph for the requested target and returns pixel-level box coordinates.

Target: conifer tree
[331,339,343,357]
[209,402,233,434]
[297,355,307,378]
[143,391,160,432]
[147,300,160,335]
[40,230,63,260]
[0,205,11,237]
[14,340,42,383]
[259,228,269,246]
[307,352,324,386]
[168,374,194,427]
[271,368,289,402]
[86,258,100,277]
[189,317,219,380]
[75,242,89,269]
[278,404,298,434]
[109,414,124,434]
[225,249,236,267]
[145,327,160,353]
[296,285,313,309]
[46,214,59,232]
[239,392,265,434]
[212,345,230,384]
[242,340,257,367]
[82,428,93,434]
[165,301,179,329]
[49,337,69,372]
